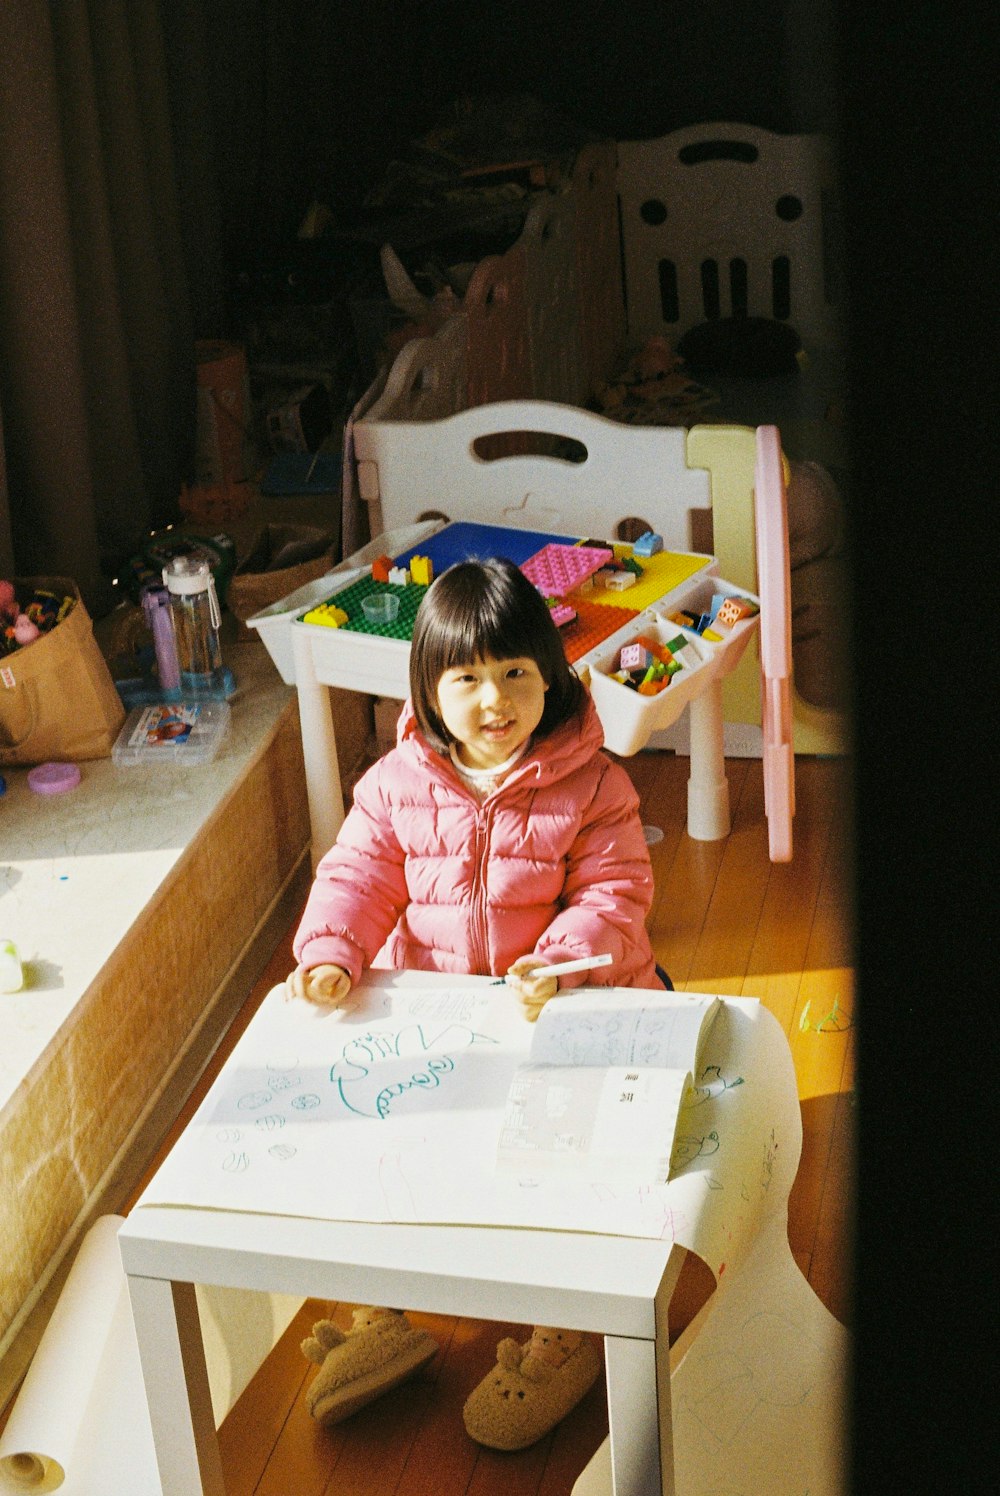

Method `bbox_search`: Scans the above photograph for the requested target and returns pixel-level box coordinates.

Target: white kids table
[250,419,794,865]
[118,974,847,1496]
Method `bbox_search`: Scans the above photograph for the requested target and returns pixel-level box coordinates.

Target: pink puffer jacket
[293,694,659,988]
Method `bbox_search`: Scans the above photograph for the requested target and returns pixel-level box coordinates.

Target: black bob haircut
[409,557,586,752]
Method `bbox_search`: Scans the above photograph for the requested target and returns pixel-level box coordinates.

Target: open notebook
[496,990,721,1184]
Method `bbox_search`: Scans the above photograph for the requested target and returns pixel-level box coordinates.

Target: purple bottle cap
[27,761,82,795]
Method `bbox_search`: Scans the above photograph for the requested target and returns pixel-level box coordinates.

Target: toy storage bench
[346,125,845,758]
[253,417,794,862]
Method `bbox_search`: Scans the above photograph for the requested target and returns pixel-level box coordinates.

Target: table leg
[686,679,731,841]
[602,1330,674,1495]
[126,1273,226,1496]
[292,625,345,868]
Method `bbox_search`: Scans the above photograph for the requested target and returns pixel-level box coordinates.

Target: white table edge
[119,1205,686,1340]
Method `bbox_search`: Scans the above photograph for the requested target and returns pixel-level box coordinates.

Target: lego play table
[289,436,790,866]
[118,972,848,1496]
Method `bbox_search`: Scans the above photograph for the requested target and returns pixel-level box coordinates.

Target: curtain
[0,0,224,613]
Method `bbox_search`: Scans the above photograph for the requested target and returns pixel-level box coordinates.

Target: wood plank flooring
[131,749,855,1495]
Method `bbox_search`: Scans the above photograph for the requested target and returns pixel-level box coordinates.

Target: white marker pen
[493,952,613,985]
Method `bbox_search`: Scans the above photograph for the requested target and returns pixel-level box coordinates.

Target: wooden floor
[128,749,855,1496]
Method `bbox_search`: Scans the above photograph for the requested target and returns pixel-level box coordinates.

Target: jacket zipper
[470,802,493,975]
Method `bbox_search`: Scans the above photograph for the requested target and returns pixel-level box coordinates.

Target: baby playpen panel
[616,122,842,349]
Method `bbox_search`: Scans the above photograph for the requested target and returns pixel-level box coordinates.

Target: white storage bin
[246,522,441,684]
[244,570,362,685]
[586,576,760,756]
[649,575,760,683]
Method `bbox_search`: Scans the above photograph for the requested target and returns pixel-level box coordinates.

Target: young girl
[289,556,666,1448]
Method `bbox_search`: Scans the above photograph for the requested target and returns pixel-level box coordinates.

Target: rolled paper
[0,1217,125,1491]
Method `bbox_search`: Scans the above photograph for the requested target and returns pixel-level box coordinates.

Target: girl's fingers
[506,960,557,1002]
[285,969,305,1001]
[287,965,350,1006]
[518,988,556,1022]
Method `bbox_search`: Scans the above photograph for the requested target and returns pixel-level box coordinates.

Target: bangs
[428,586,542,678]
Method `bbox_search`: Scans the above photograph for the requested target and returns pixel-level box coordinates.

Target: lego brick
[619,642,652,670]
[714,595,758,628]
[302,603,348,628]
[632,530,663,556]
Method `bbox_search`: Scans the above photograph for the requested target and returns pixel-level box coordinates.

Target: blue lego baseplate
[393,521,574,573]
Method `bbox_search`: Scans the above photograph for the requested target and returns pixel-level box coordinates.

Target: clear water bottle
[162,555,224,697]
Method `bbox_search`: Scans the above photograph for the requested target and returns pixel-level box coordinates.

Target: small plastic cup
[361,593,400,625]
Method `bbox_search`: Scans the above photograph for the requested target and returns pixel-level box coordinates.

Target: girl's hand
[505,957,559,1022]
[286,964,352,1007]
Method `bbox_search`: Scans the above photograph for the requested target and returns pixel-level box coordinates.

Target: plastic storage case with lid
[112,700,231,766]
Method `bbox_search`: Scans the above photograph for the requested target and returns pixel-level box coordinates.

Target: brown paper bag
[0,577,125,765]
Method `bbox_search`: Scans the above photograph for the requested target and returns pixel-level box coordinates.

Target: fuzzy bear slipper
[301,1306,439,1426]
[462,1327,602,1451]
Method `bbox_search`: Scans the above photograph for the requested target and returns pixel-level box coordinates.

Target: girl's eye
[506,667,525,679]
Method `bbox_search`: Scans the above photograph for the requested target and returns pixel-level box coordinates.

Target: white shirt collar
[448,737,530,792]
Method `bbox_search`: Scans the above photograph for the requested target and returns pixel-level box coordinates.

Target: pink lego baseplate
[520,542,613,598]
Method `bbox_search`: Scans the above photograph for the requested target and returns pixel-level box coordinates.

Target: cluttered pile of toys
[299,536,660,638]
[0,581,75,656]
[607,591,760,696]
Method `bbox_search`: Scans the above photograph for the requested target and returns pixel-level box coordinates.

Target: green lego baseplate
[306,576,429,639]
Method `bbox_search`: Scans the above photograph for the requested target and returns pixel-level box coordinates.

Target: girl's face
[436,655,548,769]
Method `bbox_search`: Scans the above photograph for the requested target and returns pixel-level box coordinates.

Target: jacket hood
[395,692,606,787]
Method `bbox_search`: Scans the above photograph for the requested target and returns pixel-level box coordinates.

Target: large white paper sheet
[670,1212,850,1496]
[138,977,801,1275]
[0,1217,161,1495]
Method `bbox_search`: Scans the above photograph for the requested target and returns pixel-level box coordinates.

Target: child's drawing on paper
[675,1310,821,1456]
[686,1064,745,1106]
[671,1128,721,1173]
[330,1020,499,1119]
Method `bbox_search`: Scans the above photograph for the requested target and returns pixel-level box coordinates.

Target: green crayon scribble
[799,997,853,1033]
